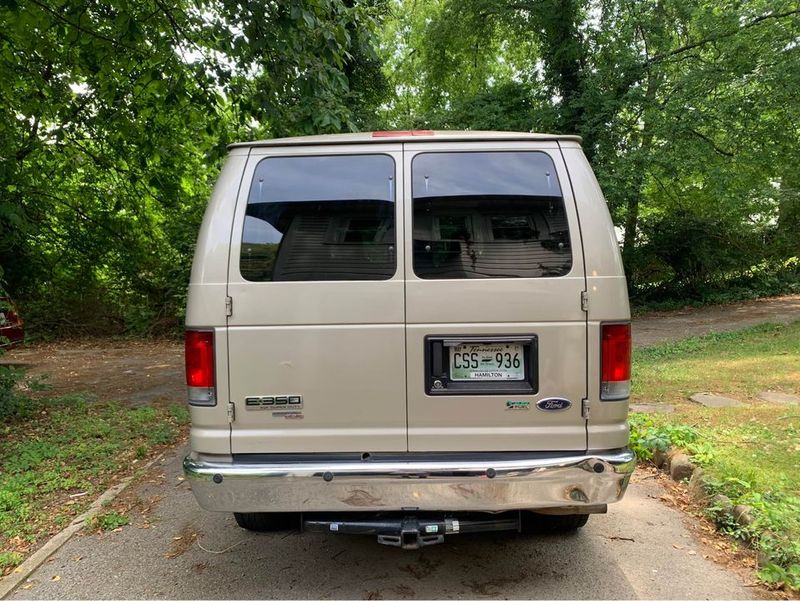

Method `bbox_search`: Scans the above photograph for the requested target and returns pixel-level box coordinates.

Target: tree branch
[27,0,141,53]
[648,8,800,65]
[689,129,734,157]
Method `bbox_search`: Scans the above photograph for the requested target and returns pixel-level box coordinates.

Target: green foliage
[628,413,715,463]
[636,211,759,291]
[706,481,800,592]
[87,511,130,532]
[0,0,391,336]
[0,364,30,420]
[2,0,799,332]
[379,0,800,303]
[758,563,800,593]
[0,551,23,570]
[168,404,190,425]
[146,421,178,446]
[0,396,187,553]
[631,244,800,310]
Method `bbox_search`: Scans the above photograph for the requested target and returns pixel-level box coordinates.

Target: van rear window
[240,154,396,281]
[412,152,572,279]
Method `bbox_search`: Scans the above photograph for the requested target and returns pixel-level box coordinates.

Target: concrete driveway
[10,296,796,599]
[9,446,755,600]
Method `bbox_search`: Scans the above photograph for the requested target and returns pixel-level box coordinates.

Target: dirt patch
[462,574,527,597]
[387,584,416,598]
[192,561,210,575]
[166,524,199,559]
[399,555,444,579]
[634,294,800,348]
[6,338,183,406]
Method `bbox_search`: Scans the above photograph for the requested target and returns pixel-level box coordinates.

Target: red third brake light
[601,323,631,400]
[185,330,215,405]
[372,130,434,137]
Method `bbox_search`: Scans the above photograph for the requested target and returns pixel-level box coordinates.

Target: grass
[629,320,800,592]
[632,321,800,404]
[0,395,189,575]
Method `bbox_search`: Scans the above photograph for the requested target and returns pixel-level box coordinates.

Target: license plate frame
[424,335,538,395]
[448,342,526,381]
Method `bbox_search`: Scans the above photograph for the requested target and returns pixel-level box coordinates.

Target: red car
[0,297,24,347]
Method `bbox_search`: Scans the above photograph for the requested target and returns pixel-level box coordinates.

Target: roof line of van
[227,130,583,149]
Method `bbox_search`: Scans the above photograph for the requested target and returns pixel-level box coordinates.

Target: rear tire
[521,512,589,534]
[233,512,298,532]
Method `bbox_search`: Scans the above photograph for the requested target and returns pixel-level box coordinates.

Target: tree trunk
[622,69,661,280]
[776,171,800,258]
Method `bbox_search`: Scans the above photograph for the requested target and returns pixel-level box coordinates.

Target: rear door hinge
[580,290,588,312]
[225,295,233,317]
[227,402,235,423]
[581,398,590,419]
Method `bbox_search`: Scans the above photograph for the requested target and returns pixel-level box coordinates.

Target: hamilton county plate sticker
[506,400,530,411]
[536,398,572,411]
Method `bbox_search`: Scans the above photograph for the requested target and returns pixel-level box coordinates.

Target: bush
[628,413,715,463]
[0,364,33,420]
[633,210,762,293]
[630,257,800,312]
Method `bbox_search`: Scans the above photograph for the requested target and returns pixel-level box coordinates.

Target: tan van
[183,130,634,548]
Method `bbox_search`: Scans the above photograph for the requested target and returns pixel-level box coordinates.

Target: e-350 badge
[245,395,303,410]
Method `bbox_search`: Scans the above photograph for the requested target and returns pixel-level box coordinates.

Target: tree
[379,0,800,294]
[0,0,390,334]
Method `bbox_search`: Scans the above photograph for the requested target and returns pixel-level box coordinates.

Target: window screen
[240,154,396,281]
[412,152,572,279]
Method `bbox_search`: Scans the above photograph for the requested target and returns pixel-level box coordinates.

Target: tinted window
[241,154,396,281]
[412,152,572,279]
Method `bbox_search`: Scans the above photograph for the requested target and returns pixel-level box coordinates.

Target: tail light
[185,329,215,405]
[601,323,631,400]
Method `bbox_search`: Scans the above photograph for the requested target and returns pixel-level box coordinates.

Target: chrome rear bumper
[184,449,635,513]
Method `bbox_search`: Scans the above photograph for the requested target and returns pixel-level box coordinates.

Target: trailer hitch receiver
[377,516,445,549]
[302,511,521,549]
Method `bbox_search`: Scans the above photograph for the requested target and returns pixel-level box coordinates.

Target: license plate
[449,343,525,381]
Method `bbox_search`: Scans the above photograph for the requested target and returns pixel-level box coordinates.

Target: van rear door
[226,144,407,453]
[403,142,588,451]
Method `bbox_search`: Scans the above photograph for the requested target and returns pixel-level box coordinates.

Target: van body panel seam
[557,141,590,452]
[401,143,410,452]
[225,147,251,452]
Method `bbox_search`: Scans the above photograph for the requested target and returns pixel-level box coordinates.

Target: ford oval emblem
[537,398,572,411]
